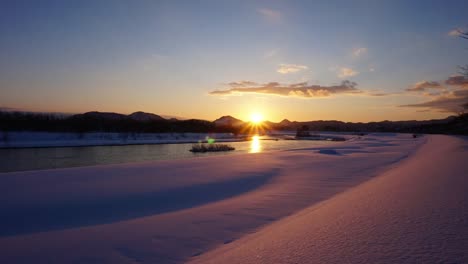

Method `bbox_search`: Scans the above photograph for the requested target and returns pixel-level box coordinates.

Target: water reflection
[250,135,261,153]
[0,137,334,173]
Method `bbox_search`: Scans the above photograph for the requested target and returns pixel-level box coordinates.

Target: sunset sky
[1,0,467,122]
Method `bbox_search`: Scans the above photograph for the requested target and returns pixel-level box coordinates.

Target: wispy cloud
[210,80,361,98]
[448,28,466,37]
[257,8,282,22]
[448,28,468,39]
[338,67,359,78]
[352,47,367,57]
[367,92,397,97]
[445,75,468,88]
[448,29,461,37]
[406,81,442,92]
[227,81,258,87]
[277,64,308,74]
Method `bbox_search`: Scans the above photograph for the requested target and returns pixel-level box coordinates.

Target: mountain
[279,119,292,126]
[1,109,466,135]
[72,111,166,122]
[263,120,277,128]
[128,111,165,122]
[213,115,245,127]
[76,111,127,120]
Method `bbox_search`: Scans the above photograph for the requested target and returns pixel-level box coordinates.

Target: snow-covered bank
[0,131,239,148]
[0,131,355,149]
[1,134,461,264]
[191,135,468,264]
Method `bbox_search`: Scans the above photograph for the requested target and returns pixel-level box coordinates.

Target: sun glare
[250,112,264,124]
[250,135,261,153]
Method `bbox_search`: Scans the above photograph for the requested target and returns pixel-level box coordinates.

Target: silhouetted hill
[77,111,127,120]
[279,119,293,126]
[128,111,165,122]
[214,116,245,127]
[263,120,277,128]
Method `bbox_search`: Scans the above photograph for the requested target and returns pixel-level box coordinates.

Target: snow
[0,131,238,148]
[0,131,355,148]
[0,133,466,263]
[190,135,468,264]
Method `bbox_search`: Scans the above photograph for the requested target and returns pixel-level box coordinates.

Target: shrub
[190,143,235,153]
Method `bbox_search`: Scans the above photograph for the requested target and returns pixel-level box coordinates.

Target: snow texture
[191,135,468,264]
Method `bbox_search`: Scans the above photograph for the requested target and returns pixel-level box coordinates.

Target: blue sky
[1,0,467,121]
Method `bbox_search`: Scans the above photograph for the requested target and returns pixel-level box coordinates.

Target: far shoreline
[0,131,351,149]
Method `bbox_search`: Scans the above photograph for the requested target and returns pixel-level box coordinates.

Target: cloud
[445,75,468,88]
[277,64,308,74]
[367,92,393,97]
[406,81,442,92]
[448,28,468,39]
[352,47,367,57]
[210,80,361,98]
[448,29,461,37]
[258,8,282,22]
[361,89,402,97]
[227,81,258,87]
[401,76,468,113]
[401,89,468,113]
[400,75,468,112]
[338,67,359,78]
[405,76,468,93]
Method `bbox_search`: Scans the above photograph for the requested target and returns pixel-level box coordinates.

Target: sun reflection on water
[250,135,261,153]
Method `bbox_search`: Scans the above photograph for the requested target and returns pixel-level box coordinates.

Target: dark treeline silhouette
[0,111,238,134]
[1,110,467,135]
[270,114,468,135]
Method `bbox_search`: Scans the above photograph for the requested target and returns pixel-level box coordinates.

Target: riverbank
[0,131,353,149]
[0,131,240,148]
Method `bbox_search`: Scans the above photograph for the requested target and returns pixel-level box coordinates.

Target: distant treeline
[269,114,468,135]
[1,111,467,135]
[0,111,239,134]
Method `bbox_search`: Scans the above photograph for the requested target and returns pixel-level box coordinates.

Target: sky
[1,0,467,122]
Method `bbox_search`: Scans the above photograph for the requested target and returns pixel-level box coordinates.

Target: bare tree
[457,29,468,114]
[458,29,468,77]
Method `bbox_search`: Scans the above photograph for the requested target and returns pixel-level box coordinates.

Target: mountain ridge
[1,109,466,135]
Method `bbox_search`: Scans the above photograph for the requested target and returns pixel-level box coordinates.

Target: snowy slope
[190,135,468,264]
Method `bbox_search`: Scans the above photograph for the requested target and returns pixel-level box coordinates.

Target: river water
[0,136,333,173]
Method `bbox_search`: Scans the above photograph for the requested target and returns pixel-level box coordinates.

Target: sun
[250,112,264,124]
